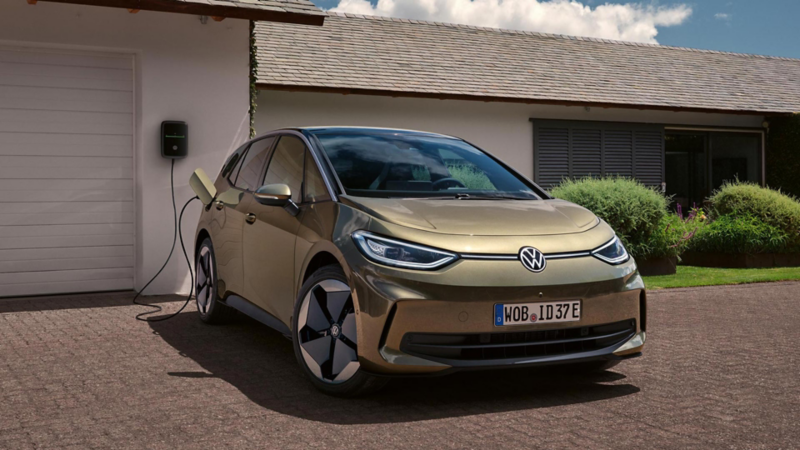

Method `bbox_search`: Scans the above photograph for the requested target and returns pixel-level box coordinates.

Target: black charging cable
[133,159,199,322]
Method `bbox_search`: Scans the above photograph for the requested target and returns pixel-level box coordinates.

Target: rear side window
[222,144,248,183]
[235,137,275,191]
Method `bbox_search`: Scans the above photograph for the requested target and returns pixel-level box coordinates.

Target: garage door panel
[0,87,132,114]
[0,223,133,238]
[0,278,133,298]
[0,84,132,103]
[0,132,133,149]
[0,48,133,70]
[0,256,133,274]
[0,245,133,262]
[0,234,134,251]
[0,71,132,91]
[0,156,132,169]
[2,48,134,297]
[0,201,133,214]
[0,267,131,285]
[0,109,132,135]
[0,166,132,179]
[0,189,133,203]
[0,178,132,191]
[0,62,133,82]
[0,212,133,226]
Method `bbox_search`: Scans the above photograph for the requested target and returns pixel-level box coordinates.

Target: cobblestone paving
[0,283,798,449]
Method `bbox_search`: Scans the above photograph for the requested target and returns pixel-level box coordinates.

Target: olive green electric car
[190,127,646,396]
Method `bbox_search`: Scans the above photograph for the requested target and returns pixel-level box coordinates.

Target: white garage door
[0,46,134,298]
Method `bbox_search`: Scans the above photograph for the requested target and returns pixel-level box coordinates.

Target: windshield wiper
[457,193,535,200]
[394,193,535,200]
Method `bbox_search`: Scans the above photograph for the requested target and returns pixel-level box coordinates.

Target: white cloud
[329,0,692,44]
[714,12,731,21]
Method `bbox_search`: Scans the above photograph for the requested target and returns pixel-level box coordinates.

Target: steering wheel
[432,177,467,191]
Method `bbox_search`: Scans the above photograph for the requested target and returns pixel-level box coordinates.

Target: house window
[665,129,763,210]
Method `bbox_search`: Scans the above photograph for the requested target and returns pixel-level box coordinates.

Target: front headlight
[352,231,457,270]
[592,236,630,265]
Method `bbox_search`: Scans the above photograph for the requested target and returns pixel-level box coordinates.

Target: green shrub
[688,214,792,254]
[551,177,672,258]
[708,181,800,250]
[647,212,705,259]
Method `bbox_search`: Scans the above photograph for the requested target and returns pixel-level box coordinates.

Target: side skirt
[225,295,292,338]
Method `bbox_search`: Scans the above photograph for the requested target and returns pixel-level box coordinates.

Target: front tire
[195,238,236,324]
[292,265,388,397]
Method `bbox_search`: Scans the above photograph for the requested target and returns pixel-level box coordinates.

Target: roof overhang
[257,83,794,117]
[31,0,325,26]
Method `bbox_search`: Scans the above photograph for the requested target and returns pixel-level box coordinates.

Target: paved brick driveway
[0,282,798,449]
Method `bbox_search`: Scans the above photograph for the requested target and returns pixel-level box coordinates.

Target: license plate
[494,301,581,326]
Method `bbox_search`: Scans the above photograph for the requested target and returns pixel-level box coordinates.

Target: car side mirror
[189,168,217,206]
[254,183,292,206]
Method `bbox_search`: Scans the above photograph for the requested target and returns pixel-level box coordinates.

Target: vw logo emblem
[519,247,547,273]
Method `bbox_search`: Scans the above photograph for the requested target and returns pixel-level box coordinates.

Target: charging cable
[133,159,199,322]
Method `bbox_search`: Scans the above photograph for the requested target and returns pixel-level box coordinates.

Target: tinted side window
[235,137,275,191]
[304,151,332,203]
[263,136,305,203]
[222,143,248,183]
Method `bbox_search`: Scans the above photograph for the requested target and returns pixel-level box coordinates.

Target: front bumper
[347,250,647,375]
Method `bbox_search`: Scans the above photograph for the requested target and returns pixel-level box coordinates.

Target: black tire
[292,264,388,397]
[195,238,237,324]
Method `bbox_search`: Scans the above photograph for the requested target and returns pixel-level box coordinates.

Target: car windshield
[314,132,543,199]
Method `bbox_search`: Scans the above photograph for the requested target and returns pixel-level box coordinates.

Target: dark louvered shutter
[604,129,634,177]
[535,127,570,188]
[571,128,602,178]
[633,129,664,187]
[533,120,664,189]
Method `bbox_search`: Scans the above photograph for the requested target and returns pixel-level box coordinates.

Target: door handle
[215,201,224,211]
[245,213,256,224]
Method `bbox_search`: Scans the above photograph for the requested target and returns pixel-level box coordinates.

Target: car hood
[340,196,599,236]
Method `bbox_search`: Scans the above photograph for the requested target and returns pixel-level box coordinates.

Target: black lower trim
[225,295,292,337]
[400,319,636,368]
[362,351,642,378]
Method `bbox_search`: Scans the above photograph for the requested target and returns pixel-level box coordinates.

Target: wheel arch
[195,228,211,260]
[297,243,350,299]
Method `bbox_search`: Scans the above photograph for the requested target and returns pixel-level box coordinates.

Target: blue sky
[313,0,800,59]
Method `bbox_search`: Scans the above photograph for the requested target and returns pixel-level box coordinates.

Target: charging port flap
[190,168,217,206]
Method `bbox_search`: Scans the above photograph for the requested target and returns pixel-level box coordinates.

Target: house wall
[1,1,250,295]
[256,90,765,181]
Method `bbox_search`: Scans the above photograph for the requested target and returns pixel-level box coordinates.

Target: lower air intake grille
[401,319,636,363]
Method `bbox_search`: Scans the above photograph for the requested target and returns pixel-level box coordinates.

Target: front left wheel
[195,238,236,324]
[292,264,388,397]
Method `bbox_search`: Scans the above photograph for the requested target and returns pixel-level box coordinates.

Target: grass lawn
[643,266,800,290]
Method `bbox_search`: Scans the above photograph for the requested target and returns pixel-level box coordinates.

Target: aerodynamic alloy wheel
[195,239,235,324]
[292,265,388,397]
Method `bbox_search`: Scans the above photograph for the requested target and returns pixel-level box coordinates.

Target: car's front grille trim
[400,319,636,365]
[409,328,633,350]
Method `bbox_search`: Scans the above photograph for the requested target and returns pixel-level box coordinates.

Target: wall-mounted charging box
[161,121,188,159]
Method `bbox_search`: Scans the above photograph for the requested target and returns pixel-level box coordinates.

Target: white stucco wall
[256,90,765,180]
[1,1,250,295]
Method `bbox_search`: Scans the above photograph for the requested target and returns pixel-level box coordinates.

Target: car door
[242,134,307,325]
[211,137,275,298]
